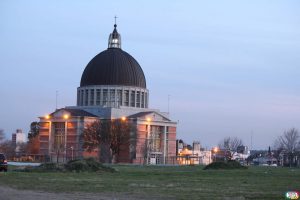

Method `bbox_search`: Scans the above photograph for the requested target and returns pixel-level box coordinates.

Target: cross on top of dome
[108,16,121,49]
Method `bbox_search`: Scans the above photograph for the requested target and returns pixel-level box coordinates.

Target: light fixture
[63,114,69,119]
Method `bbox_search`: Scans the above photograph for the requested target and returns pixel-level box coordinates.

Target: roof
[127,111,171,122]
[127,111,154,118]
[80,48,146,88]
[50,108,97,117]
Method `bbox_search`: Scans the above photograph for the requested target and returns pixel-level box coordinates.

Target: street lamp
[146,117,151,164]
[63,114,69,162]
[70,146,74,160]
[63,114,69,120]
[213,147,219,162]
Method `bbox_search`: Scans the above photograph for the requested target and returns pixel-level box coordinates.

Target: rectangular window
[85,89,88,106]
[145,93,148,108]
[141,92,144,108]
[102,89,108,106]
[110,90,115,107]
[136,91,140,107]
[77,90,80,106]
[130,91,135,107]
[96,89,100,105]
[124,90,129,106]
[80,90,84,106]
[90,89,94,105]
[53,122,65,151]
[149,126,162,152]
[117,90,122,107]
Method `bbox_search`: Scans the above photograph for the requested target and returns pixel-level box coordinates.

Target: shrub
[14,158,116,173]
[203,160,247,170]
[64,158,116,173]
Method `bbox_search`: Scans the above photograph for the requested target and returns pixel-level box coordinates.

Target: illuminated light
[285,191,299,200]
[213,147,219,153]
[63,114,69,119]
[121,117,126,121]
[45,115,50,119]
[146,117,151,122]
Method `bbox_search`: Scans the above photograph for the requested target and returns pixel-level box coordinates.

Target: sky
[0,0,300,150]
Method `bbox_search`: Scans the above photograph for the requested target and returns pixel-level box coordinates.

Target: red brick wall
[168,126,177,157]
[39,122,49,155]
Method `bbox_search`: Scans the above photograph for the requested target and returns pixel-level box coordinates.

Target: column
[64,120,68,162]
[163,126,167,164]
[48,121,52,160]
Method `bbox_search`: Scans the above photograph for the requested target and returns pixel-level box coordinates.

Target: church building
[38,22,177,164]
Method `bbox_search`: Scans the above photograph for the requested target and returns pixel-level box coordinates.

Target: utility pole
[168,95,170,116]
[56,90,58,110]
[250,130,253,150]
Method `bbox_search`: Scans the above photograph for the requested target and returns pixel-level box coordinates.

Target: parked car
[0,153,8,172]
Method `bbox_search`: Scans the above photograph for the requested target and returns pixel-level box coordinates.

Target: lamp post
[213,147,218,162]
[63,114,69,162]
[70,146,74,160]
[146,117,151,164]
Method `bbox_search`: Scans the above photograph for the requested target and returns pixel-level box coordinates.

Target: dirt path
[0,185,147,200]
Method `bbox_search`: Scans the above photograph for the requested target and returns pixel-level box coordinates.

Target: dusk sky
[1,0,300,149]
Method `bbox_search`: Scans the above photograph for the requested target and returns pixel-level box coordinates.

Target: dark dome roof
[80,48,146,88]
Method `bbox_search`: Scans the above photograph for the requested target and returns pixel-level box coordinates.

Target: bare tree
[0,140,16,159]
[82,119,131,163]
[218,136,243,152]
[275,128,300,167]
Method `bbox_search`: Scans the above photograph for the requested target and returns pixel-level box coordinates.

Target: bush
[14,158,116,173]
[65,158,116,173]
[203,160,247,170]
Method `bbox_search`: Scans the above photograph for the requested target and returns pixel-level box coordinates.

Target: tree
[0,140,16,159]
[28,122,39,139]
[82,119,131,163]
[218,136,243,152]
[275,128,300,167]
[27,122,40,154]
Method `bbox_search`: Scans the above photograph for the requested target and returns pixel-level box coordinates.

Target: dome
[80,48,146,88]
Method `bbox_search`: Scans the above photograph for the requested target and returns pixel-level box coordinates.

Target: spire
[108,16,121,49]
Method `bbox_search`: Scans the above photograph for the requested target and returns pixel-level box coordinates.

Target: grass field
[0,165,299,199]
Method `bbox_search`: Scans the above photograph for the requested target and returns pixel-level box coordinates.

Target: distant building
[12,129,26,153]
[176,140,212,165]
[232,145,250,161]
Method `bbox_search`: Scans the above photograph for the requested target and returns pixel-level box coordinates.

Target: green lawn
[0,165,299,200]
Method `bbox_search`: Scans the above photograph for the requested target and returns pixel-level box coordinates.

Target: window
[96,89,100,105]
[149,126,162,152]
[130,91,135,107]
[141,92,144,108]
[102,89,108,106]
[124,90,129,106]
[110,89,115,107]
[77,90,80,106]
[80,90,84,106]
[145,93,148,108]
[136,91,140,107]
[117,90,122,107]
[90,89,94,105]
[84,90,88,106]
[53,122,65,151]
